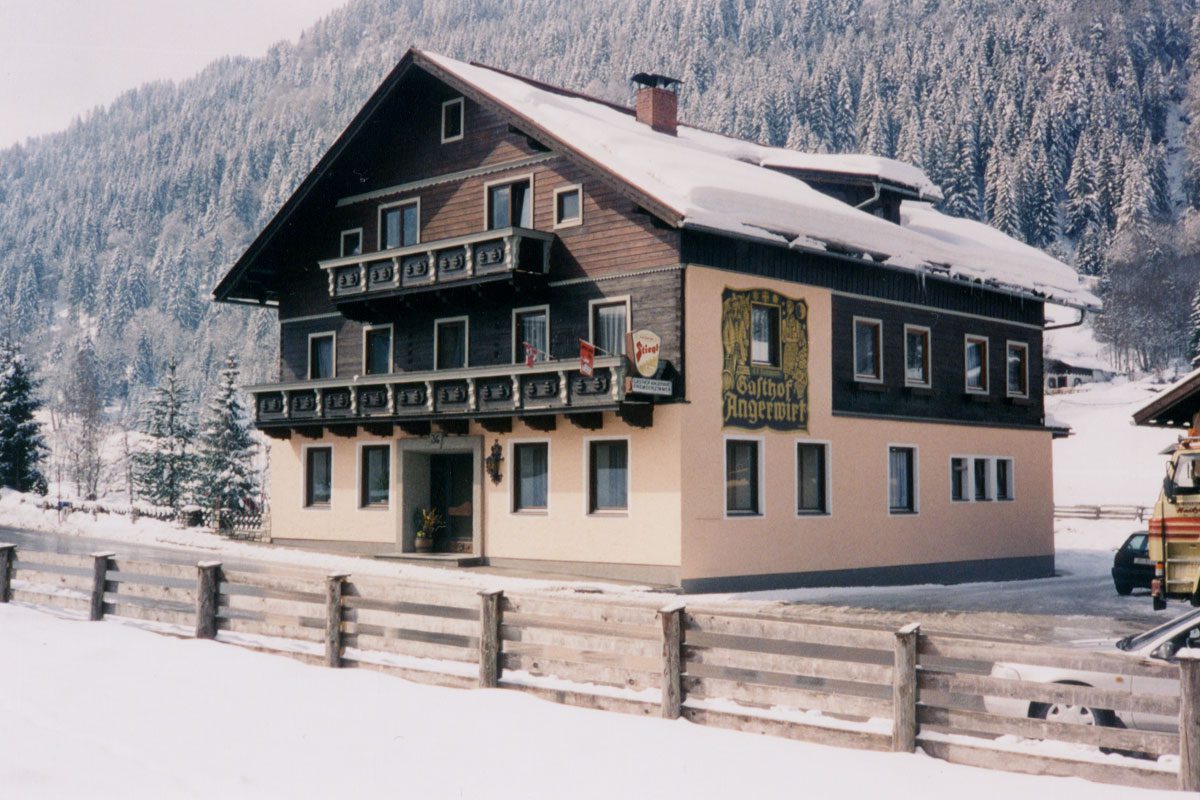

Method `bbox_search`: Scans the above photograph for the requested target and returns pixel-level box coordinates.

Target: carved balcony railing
[247,357,626,429]
[318,227,554,307]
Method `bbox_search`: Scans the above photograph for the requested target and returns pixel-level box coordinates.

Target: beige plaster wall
[480,409,682,567]
[679,265,1054,582]
[269,432,399,544]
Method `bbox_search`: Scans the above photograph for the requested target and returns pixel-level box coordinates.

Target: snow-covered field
[0,603,1178,800]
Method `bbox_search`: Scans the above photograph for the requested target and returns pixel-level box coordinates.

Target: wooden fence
[0,542,1193,792]
[1055,504,1151,522]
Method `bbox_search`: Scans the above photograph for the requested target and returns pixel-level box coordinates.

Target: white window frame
[433,316,470,371]
[972,457,993,502]
[964,334,990,394]
[510,437,551,515]
[361,323,393,377]
[903,324,932,389]
[794,439,832,518]
[301,444,333,510]
[1006,340,1030,399]
[583,435,630,517]
[723,434,765,519]
[750,300,782,368]
[441,97,464,144]
[377,198,421,251]
[588,296,632,357]
[483,172,535,230]
[887,443,919,515]
[853,316,884,384]
[511,304,551,364]
[340,227,363,257]
[356,441,391,510]
[307,331,336,380]
[553,183,584,229]
[995,457,1016,501]
[949,456,972,503]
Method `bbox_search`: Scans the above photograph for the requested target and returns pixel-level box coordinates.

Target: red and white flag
[579,340,595,377]
[523,342,537,368]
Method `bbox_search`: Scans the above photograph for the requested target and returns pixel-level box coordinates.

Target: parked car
[1112,532,1154,596]
[984,608,1200,732]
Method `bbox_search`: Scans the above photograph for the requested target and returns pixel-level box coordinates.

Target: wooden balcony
[318,227,553,314]
[246,357,649,436]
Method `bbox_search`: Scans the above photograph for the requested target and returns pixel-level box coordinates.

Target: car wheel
[1029,699,1115,728]
[1115,580,1133,596]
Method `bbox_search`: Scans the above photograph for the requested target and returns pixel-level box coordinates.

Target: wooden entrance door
[429,453,473,553]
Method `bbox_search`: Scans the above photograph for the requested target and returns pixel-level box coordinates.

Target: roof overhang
[1133,369,1200,429]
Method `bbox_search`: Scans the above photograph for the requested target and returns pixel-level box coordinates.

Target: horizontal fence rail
[0,541,1194,792]
[1054,504,1150,521]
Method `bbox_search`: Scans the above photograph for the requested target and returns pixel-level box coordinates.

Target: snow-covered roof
[1043,323,1112,373]
[422,51,1099,310]
[1132,366,1200,427]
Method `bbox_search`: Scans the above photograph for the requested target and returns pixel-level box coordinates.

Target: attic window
[441,98,464,143]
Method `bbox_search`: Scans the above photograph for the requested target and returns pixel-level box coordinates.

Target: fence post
[658,602,685,720]
[88,552,115,621]
[325,574,349,668]
[478,589,503,688]
[892,622,920,753]
[1179,649,1200,792]
[194,561,222,639]
[0,544,14,603]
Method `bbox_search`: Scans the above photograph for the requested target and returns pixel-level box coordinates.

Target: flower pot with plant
[413,506,445,553]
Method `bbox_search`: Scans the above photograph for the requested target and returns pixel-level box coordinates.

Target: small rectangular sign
[580,340,595,377]
[629,377,672,396]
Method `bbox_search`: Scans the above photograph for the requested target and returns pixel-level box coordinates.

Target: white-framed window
[587,437,629,514]
[995,458,1015,501]
[973,457,992,501]
[904,324,931,388]
[888,445,917,514]
[434,316,468,370]
[485,174,533,230]
[308,332,336,380]
[950,457,970,502]
[340,228,363,257]
[725,437,763,517]
[796,440,830,516]
[964,335,989,394]
[949,455,1015,503]
[358,443,390,509]
[512,305,550,364]
[378,199,420,250]
[1006,341,1029,398]
[588,296,630,357]
[553,183,583,228]
[441,97,464,143]
[362,324,393,376]
[751,302,781,367]
[853,317,883,383]
[303,445,332,508]
[512,440,550,512]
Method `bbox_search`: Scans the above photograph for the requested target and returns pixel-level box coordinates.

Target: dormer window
[487,178,532,230]
[441,97,464,143]
[340,229,362,257]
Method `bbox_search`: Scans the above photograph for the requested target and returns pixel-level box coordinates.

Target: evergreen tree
[0,340,48,494]
[192,353,258,514]
[1190,283,1200,367]
[131,359,195,510]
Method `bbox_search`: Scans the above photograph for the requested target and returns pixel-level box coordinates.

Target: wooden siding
[279,269,684,382]
[830,294,1045,427]
[681,230,1045,327]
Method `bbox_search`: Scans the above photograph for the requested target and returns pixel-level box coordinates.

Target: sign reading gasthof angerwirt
[721,287,809,431]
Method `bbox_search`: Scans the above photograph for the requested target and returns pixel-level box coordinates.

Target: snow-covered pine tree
[0,340,48,494]
[131,358,195,510]
[1189,283,1200,367]
[192,353,258,515]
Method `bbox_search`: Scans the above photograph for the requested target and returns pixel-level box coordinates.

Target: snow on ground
[0,603,1178,800]
[1049,377,1182,506]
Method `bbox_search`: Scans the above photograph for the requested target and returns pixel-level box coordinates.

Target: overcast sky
[0,0,350,149]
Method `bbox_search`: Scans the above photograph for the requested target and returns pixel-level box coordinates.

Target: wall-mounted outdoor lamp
[485,440,504,484]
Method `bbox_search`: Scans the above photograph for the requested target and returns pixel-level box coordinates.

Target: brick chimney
[631,73,681,136]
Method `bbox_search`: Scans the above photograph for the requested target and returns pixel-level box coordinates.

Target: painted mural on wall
[721,287,809,431]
